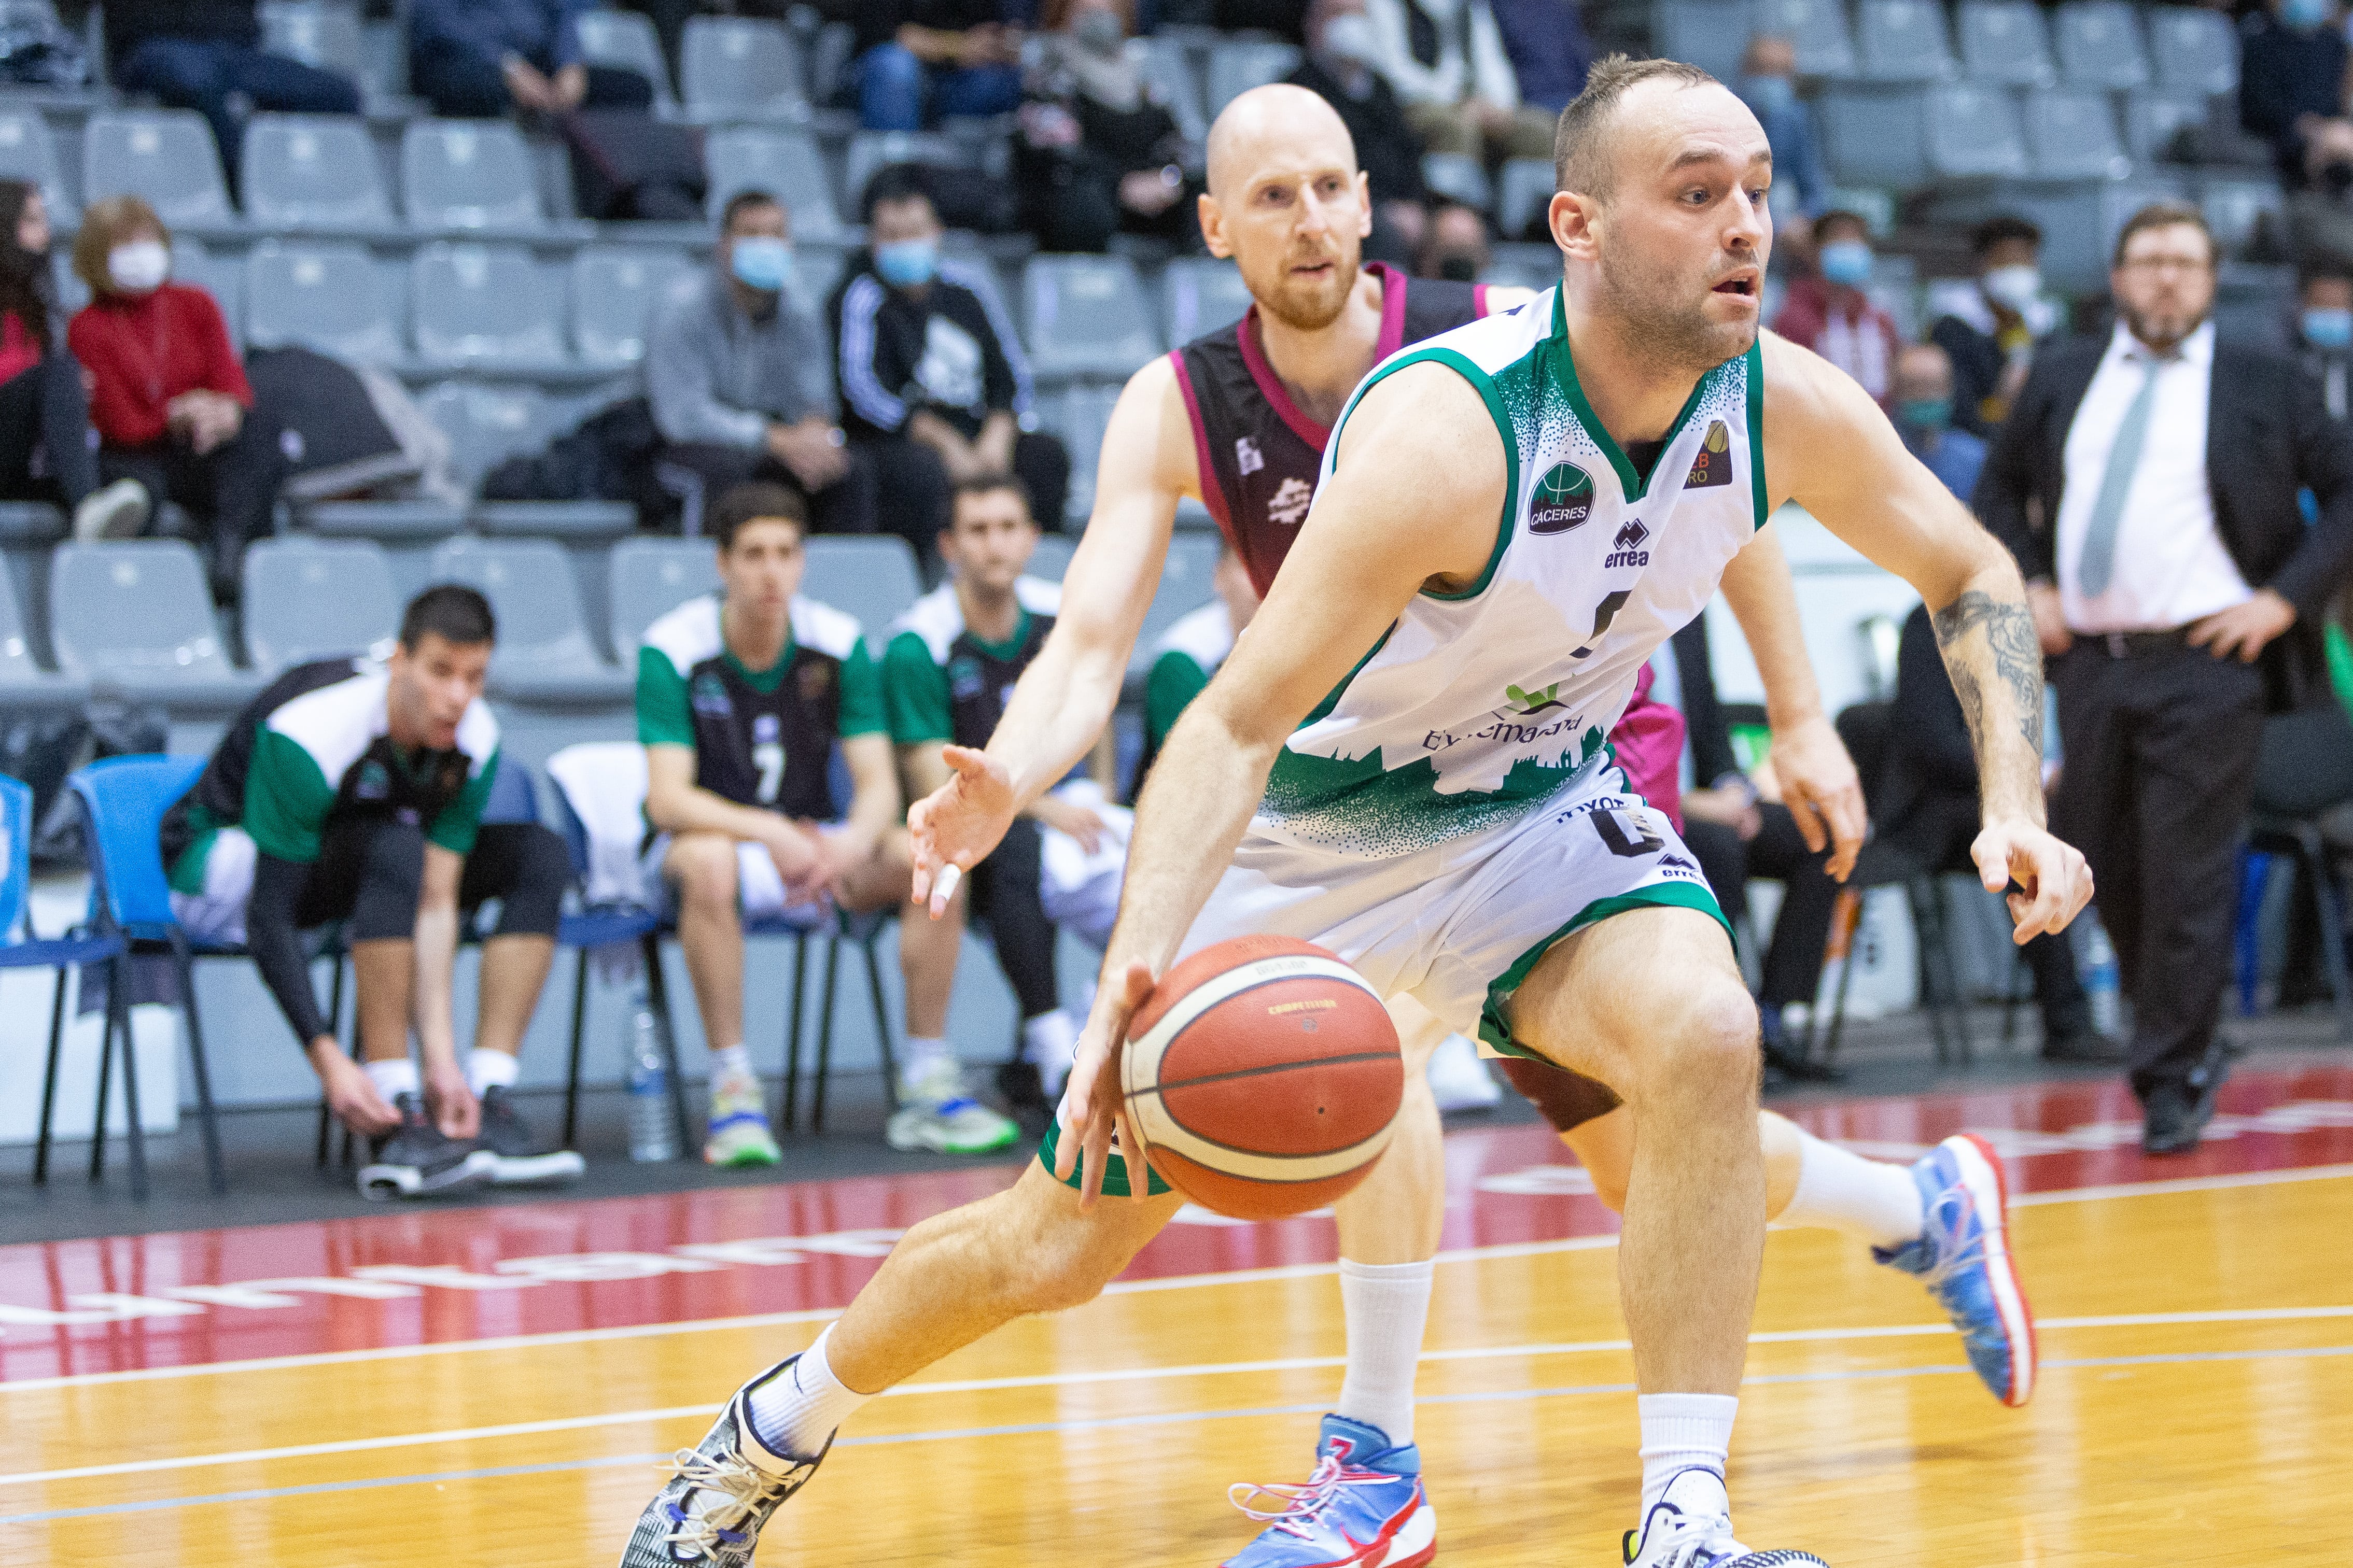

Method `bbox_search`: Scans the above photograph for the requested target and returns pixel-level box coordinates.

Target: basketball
[1119,936,1404,1220]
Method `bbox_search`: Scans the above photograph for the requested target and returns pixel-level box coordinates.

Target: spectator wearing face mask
[1770,210,1900,408]
[2298,265,2353,419]
[1734,36,1830,238]
[1415,200,1491,283]
[1927,213,2055,437]
[0,180,149,543]
[1889,342,1985,505]
[1015,0,1196,254]
[66,196,282,605]
[1361,0,1556,169]
[2240,0,2353,191]
[1288,0,1432,263]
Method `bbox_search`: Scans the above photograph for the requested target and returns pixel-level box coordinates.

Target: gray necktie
[2074,352,2170,599]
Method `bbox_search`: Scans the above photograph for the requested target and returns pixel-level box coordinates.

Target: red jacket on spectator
[1772,275,1900,408]
[66,281,251,448]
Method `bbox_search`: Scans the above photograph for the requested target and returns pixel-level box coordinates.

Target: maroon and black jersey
[1169,263,1491,597]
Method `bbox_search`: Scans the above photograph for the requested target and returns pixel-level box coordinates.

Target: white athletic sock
[900,1036,952,1092]
[745,1326,870,1464]
[708,1042,754,1087]
[466,1048,519,1096]
[1024,1009,1080,1096]
[1333,1258,1434,1448]
[1637,1392,1736,1517]
[1778,1128,1926,1250]
[363,1056,419,1105]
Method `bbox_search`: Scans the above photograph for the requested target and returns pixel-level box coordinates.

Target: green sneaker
[884,1054,1020,1155]
[705,1071,782,1166]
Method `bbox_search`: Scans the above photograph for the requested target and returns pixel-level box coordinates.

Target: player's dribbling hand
[1054,959,1157,1207]
[1768,712,1867,881]
[1971,817,2094,943]
[909,744,1019,919]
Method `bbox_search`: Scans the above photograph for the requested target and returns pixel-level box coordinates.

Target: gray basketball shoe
[618,1356,831,1566]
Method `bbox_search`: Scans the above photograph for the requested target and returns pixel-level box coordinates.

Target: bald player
[615,82,2049,1568]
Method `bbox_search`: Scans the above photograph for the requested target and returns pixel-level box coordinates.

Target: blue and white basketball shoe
[1622,1467,1828,1567]
[618,1355,829,1566]
[1222,1415,1435,1567]
[1872,1132,2037,1407]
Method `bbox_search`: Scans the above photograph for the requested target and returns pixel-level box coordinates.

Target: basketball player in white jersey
[618,64,2086,1568]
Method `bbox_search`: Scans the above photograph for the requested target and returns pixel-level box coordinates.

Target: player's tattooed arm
[1931,589,2045,757]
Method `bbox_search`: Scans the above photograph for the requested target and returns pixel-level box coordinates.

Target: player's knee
[349,820,427,942]
[1641,977,1759,1112]
[496,824,567,938]
[669,836,739,911]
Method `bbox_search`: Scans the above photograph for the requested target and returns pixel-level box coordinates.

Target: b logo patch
[1685,420,1733,489]
[1529,461,1595,534]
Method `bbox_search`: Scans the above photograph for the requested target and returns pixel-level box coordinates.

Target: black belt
[2083,627,2191,658]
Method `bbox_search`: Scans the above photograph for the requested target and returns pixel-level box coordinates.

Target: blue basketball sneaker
[1872,1132,2037,1407]
[1622,1467,1828,1567]
[618,1355,829,1566]
[1222,1415,1435,1567]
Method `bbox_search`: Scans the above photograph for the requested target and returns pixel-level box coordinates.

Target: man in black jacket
[105,1,362,178]
[1288,0,1431,263]
[1977,200,2353,1153]
[830,165,1069,556]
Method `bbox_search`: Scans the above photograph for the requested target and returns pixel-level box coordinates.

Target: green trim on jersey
[637,623,886,749]
[1330,346,1521,604]
[1036,1118,1175,1198]
[429,751,499,856]
[1263,724,1608,858]
[882,604,1035,745]
[1144,649,1212,750]
[241,728,339,864]
[1745,338,1768,527]
[1547,286,1729,505]
[1474,881,1732,1061]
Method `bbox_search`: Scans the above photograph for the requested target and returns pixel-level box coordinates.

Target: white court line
[3,1160,2348,1399]
[3,1302,2349,1491]
[7,1342,2353,1527]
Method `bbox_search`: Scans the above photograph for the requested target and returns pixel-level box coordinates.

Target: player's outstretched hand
[1971,817,2094,943]
[909,744,1019,919]
[1053,959,1157,1207]
[1771,711,1867,881]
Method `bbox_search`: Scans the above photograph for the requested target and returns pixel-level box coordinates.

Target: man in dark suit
[1977,200,2353,1153]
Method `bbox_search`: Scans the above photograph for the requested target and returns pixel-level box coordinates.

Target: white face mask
[107,238,170,294]
[1980,263,2041,313]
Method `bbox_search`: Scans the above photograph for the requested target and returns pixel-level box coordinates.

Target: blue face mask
[1742,74,1797,115]
[1818,238,1873,288]
[2283,0,2330,30]
[729,235,793,293]
[875,238,940,289]
[1898,397,1952,433]
[2305,305,2353,350]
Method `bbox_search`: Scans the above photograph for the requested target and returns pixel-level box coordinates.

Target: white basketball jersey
[1258,287,1765,861]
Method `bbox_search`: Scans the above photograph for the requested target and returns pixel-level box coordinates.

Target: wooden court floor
[2,1068,2350,1566]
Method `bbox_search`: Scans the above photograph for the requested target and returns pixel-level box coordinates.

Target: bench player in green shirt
[637,482,908,1165]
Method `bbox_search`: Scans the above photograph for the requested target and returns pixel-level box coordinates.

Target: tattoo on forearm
[1931,589,2045,755]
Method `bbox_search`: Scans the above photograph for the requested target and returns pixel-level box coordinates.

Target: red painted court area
[4,1063,2350,1383]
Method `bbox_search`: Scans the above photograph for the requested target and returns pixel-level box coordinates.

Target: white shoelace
[659,1447,796,1555]
[1227,1454,1395,1542]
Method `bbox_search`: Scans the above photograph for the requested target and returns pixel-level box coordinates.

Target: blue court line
[4,1343,2348,1529]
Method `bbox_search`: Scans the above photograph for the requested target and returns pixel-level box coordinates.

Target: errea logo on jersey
[1604,518,1649,569]
[1528,461,1594,534]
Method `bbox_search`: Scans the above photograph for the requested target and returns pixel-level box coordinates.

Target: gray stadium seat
[0,111,74,227]
[1204,41,1300,117]
[241,114,395,231]
[259,0,365,78]
[577,8,678,114]
[1496,159,1556,242]
[1954,3,2054,89]
[801,537,922,654]
[401,119,544,232]
[1161,257,1253,346]
[419,382,554,492]
[572,247,694,369]
[1651,0,1749,83]
[1482,242,1561,293]
[2024,90,2130,182]
[1049,382,1124,526]
[610,537,722,653]
[1027,534,1076,584]
[681,16,805,120]
[2201,177,2286,258]
[1421,152,1492,213]
[1135,37,1208,146]
[0,562,86,708]
[83,111,234,229]
[428,537,631,705]
[839,131,967,219]
[1926,84,2029,179]
[2124,91,2208,164]
[244,241,404,364]
[705,125,847,242]
[2053,2,2148,92]
[0,0,57,23]
[1750,0,1856,78]
[241,537,398,672]
[2149,7,2237,98]
[1818,86,1928,189]
[47,542,261,710]
[1855,0,1956,82]
[1129,532,1222,682]
[172,243,245,347]
[1023,254,1163,381]
[412,244,569,372]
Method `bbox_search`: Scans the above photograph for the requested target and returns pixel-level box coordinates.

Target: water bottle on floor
[2083,919,2121,1038]
[626,989,677,1163]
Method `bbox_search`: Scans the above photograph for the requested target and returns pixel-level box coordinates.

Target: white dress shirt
[2053,319,2252,633]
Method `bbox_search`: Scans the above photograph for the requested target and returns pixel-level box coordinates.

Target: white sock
[708,1042,754,1086]
[1333,1258,1434,1448]
[465,1048,519,1096]
[744,1326,870,1464]
[363,1056,419,1105]
[1778,1129,1926,1250]
[1637,1392,1736,1516]
[901,1036,951,1089]
[1024,1009,1080,1095]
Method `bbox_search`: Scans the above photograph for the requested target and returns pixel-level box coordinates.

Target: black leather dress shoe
[2141,1075,2222,1156]
[2040,1026,2126,1065]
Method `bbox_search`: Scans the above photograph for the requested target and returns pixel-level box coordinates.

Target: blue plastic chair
[6,777,132,1193]
[66,755,229,1195]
